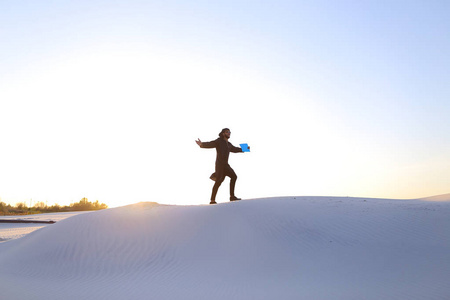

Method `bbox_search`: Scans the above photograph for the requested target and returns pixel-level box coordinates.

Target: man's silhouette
[196,128,247,204]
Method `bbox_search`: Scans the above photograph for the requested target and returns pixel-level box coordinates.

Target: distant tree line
[0,198,108,216]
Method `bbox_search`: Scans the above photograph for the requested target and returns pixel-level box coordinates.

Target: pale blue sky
[1,0,449,207]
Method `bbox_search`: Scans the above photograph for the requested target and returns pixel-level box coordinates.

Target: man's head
[219,128,231,139]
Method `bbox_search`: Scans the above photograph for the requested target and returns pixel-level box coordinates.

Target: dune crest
[420,193,450,202]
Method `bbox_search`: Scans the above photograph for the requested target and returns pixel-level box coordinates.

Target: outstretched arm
[229,143,246,153]
[196,138,216,148]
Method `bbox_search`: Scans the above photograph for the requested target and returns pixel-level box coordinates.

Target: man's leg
[224,165,238,199]
[210,169,225,203]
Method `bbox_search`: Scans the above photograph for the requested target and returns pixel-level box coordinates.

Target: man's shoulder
[207,138,221,146]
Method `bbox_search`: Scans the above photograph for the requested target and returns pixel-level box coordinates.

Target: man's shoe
[230,196,241,201]
[210,201,217,205]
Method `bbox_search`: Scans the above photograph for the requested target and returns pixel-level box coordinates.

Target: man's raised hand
[195,138,202,147]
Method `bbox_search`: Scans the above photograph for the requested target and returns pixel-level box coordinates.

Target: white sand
[0,196,449,300]
[0,211,91,242]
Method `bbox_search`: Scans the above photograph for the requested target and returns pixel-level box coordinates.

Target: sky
[1,0,449,208]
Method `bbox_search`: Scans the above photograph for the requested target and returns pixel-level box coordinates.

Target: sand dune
[0,197,449,300]
[0,211,90,242]
[420,193,450,202]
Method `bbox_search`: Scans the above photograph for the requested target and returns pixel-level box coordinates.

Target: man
[196,128,248,204]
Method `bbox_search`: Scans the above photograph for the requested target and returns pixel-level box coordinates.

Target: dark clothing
[211,164,237,201]
[200,138,243,165]
[201,138,242,200]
